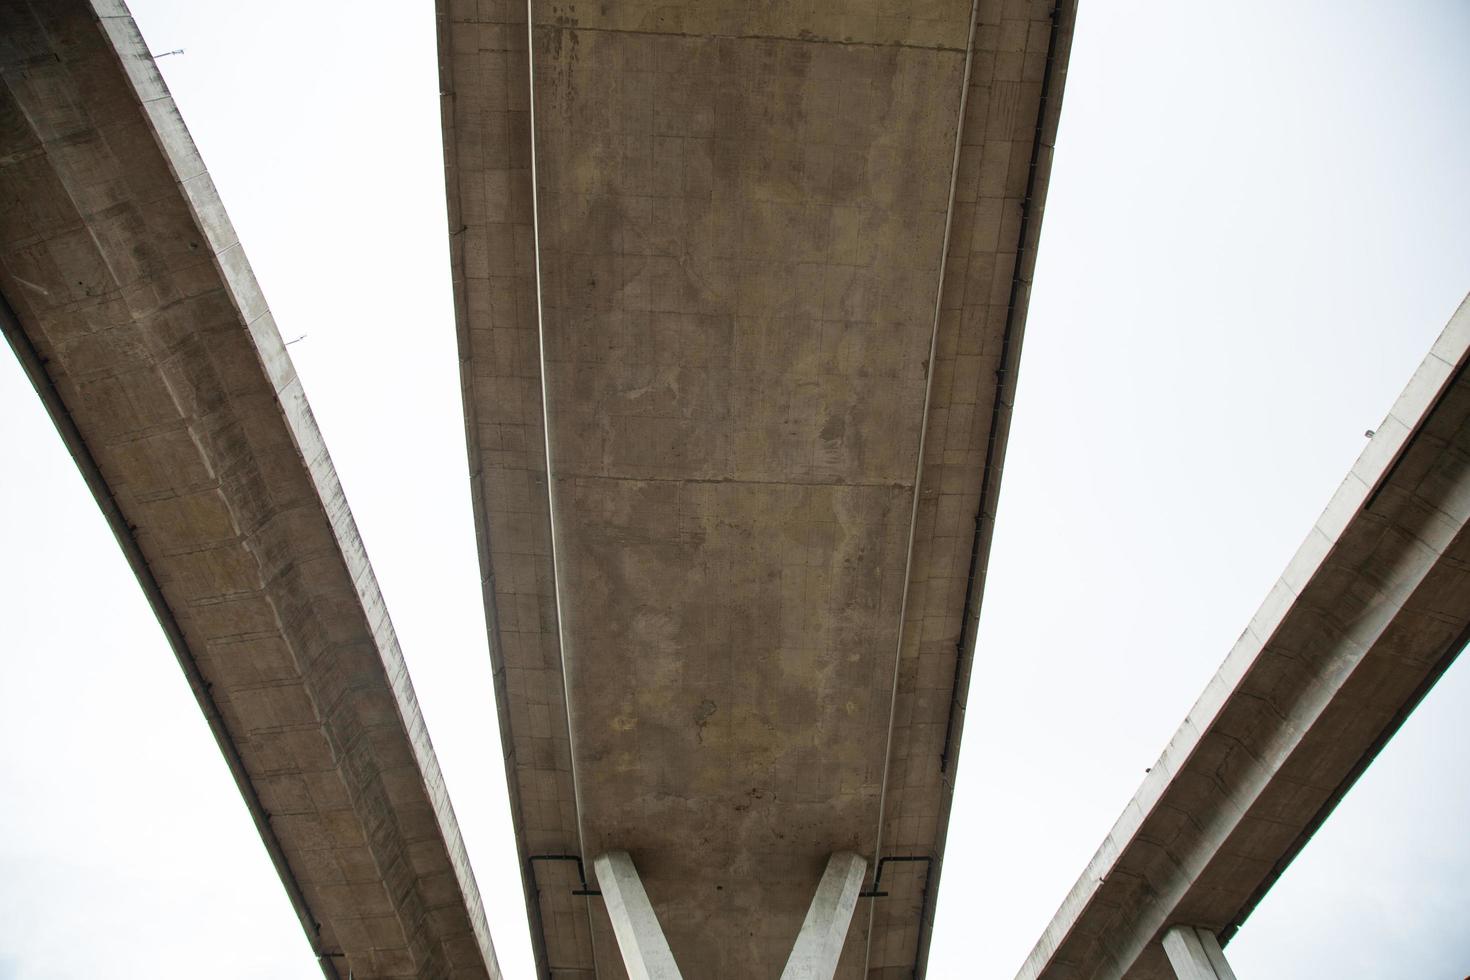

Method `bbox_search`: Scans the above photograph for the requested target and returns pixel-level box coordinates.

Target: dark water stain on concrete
[694,697,718,742]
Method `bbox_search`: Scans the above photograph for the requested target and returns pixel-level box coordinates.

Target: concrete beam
[593,851,683,980]
[0,2,499,977]
[781,852,868,980]
[1020,294,1470,980]
[1161,928,1237,980]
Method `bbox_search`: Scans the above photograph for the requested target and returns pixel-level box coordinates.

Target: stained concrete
[1019,295,1470,980]
[0,2,498,977]
[439,1,1075,976]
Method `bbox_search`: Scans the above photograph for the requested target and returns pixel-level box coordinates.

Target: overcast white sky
[2,2,1468,978]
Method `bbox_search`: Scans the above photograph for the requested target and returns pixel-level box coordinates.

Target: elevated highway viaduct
[3,0,1080,975]
[1,2,500,976]
[8,3,1465,979]
[438,0,1076,976]
[1020,297,1470,980]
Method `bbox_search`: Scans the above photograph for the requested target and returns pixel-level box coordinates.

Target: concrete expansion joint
[552,471,917,491]
[530,22,970,55]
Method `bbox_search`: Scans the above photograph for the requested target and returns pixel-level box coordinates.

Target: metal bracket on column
[527,853,602,897]
[860,855,933,897]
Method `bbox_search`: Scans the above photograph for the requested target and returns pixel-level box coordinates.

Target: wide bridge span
[8,3,1468,979]
[439,0,1076,976]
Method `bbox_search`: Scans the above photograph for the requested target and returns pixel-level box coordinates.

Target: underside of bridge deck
[1,3,499,976]
[439,1,1076,976]
[1020,297,1470,980]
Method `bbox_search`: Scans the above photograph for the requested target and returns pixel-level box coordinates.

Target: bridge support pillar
[593,850,683,979]
[780,852,868,980]
[1162,926,1238,980]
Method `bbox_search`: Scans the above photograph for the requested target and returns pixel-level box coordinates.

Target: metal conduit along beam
[906,3,1072,976]
[849,2,1075,973]
[0,292,340,980]
[939,0,1066,779]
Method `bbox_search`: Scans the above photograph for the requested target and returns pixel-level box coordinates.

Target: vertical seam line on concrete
[436,3,554,973]
[523,3,600,974]
[919,7,1066,975]
[939,1,1064,780]
[0,289,341,980]
[860,1,983,974]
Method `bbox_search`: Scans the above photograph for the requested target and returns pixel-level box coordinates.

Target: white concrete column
[780,851,868,980]
[1162,926,1238,980]
[593,850,682,980]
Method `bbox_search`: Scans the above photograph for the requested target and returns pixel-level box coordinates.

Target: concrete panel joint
[1162,927,1238,980]
[781,852,868,980]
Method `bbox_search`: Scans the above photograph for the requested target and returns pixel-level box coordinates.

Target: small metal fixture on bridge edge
[860,855,934,898]
[527,853,602,896]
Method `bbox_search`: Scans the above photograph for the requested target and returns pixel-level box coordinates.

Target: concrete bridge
[1019,296,1470,980]
[438,0,1073,976]
[0,3,498,976]
[3,1,1466,979]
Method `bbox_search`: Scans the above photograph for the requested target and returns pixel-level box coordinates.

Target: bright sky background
[2,2,1468,978]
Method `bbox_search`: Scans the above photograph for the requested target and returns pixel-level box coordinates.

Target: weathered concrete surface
[440,0,1074,976]
[1019,295,1470,980]
[0,2,499,977]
